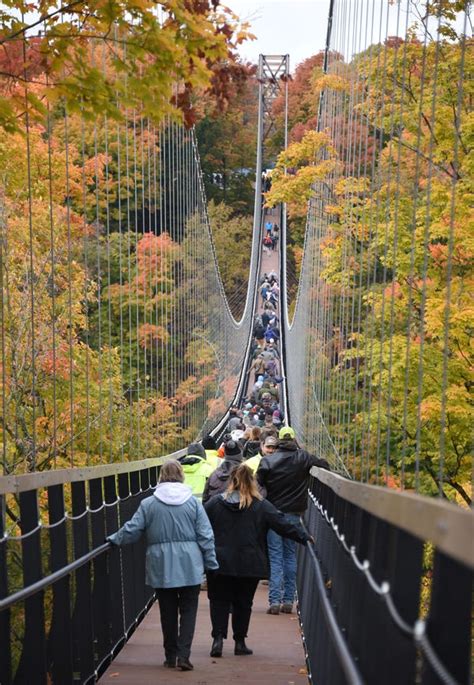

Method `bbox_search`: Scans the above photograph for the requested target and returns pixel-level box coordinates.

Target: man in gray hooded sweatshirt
[107,460,218,672]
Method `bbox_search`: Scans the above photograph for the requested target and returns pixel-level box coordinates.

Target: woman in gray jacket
[107,460,218,671]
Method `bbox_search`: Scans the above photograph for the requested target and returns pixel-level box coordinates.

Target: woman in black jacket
[242,426,261,460]
[202,440,243,504]
[203,463,311,658]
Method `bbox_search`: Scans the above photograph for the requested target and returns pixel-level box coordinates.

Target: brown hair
[250,426,261,441]
[159,460,184,484]
[260,427,278,446]
[224,463,262,509]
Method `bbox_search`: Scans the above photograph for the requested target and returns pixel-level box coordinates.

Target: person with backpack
[107,460,218,671]
[253,315,265,341]
[250,354,266,382]
[202,440,243,504]
[242,426,262,460]
[264,357,277,378]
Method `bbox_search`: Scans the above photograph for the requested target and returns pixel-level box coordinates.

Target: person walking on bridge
[179,443,215,498]
[204,464,311,658]
[246,432,279,473]
[107,460,218,671]
[202,440,243,503]
[256,427,329,615]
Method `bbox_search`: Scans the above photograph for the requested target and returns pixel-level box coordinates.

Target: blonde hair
[224,463,262,509]
[159,460,184,483]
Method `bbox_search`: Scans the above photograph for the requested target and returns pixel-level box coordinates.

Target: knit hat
[279,426,295,440]
[187,442,206,459]
[231,429,245,441]
[224,440,242,457]
[201,434,217,450]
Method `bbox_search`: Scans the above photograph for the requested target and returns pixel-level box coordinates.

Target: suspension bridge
[0,0,472,683]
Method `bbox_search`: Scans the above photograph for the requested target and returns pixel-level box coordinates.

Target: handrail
[0,542,112,612]
[302,538,364,685]
[209,205,265,437]
[312,467,474,569]
[0,449,187,496]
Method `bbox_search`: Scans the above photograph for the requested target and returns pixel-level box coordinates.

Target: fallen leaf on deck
[298,668,308,675]
[109,674,120,678]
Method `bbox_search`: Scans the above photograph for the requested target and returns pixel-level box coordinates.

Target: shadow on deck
[99,584,308,684]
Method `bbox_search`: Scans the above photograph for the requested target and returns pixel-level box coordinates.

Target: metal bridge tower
[254,55,289,212]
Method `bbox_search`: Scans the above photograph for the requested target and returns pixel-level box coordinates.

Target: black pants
[207,574,259,640]
[155,585,200,660]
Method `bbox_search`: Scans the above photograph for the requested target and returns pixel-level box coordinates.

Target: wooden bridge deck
[99,584,309,684]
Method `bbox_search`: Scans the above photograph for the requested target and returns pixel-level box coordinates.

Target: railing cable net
[283,0,472,505]
[0,37,262,478]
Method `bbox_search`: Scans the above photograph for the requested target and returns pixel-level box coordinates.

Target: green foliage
[268,19,472,502]
[206,200,253,319]
[0,1,253,131]
[196,70,258,216]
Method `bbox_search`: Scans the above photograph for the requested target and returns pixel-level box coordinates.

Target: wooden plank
[99,585,308,684]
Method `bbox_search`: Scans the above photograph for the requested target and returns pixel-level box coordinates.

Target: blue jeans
[267,513,300,606]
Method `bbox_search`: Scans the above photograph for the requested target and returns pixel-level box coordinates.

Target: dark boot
[177,657,194,671]
[210,636,223,657]
[234,639,253,655]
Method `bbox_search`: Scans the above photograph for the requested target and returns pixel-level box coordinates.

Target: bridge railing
[298,468,474,685]
[0,454,185,685]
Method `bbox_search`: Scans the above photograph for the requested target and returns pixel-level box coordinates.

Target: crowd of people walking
[107,244,329,673]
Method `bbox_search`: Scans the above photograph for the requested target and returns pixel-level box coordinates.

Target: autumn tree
[0,1,253,131]
[267,18,472,503]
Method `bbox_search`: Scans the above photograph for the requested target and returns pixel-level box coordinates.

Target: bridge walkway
[99,584,308,684]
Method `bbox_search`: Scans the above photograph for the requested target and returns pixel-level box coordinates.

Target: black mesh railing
[0,458,179,684]
[297,470,473,685]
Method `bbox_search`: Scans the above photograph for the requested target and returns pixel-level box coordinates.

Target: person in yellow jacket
[246,434,279,473]
[201,434,221,469]
[179,444,215,499]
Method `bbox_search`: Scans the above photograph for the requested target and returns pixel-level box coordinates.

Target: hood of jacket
[153,482,193,505]
[278,438,299,451]
[179,455,205,471]
[211,453,242,480]
[187,442,206,459]
[219,490,243,510]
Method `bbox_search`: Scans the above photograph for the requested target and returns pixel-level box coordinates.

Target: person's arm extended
[263,501,311,545]
[256,457,269,487]
[196,501,219,570]
[107,503,146,546]
[202,476,211,504]
[306,450,330,471]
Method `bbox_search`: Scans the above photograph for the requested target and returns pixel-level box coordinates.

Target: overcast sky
[226,0,331,71]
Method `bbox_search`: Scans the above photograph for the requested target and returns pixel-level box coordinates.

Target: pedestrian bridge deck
[99,584,309,684]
